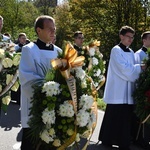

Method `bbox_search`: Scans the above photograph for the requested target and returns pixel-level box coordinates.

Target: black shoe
[101,142,112,147]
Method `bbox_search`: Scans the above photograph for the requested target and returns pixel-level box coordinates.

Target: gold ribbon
[0,70,18,97]
[51,42,85,79]
[57,127,77,150]
[51,42,85,150]
[89,40,100,48]
[81,75,105,150]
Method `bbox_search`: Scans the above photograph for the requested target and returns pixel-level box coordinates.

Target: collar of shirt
[118,43,130,52]
[142,46,147,53]
[74,44,82,51]
[34,39,54,51]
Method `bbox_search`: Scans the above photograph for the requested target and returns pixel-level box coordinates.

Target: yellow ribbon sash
[51,43,85,150]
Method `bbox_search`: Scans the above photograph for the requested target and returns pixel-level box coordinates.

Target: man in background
[73,31,84,56]
[15,32,30,52]
[133,31,150,150]
[135,31,150,64]
[0,15,11,42]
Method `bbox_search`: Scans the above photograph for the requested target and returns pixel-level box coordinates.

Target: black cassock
[98,104,134,148]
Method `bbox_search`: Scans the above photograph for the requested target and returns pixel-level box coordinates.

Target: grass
[97,97,106,111]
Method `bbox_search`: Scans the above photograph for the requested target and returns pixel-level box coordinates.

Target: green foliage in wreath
[133,55,150,124]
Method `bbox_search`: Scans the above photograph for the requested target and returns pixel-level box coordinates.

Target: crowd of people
[0,14,150,150]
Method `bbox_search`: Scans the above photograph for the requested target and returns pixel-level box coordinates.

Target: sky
[58,0,64,4]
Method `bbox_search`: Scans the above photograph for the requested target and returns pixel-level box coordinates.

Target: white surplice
[19,42,62,127]
[104,45,141,104]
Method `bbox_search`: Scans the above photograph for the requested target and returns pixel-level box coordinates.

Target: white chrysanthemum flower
[11,81,19,91]
[2,57,13,68]
[42,108,56,125]
[103,68,106,73]
[0,49,5,58]
[99,75,104,81]
[59,101,74,117]
[81,79,87,88]
[6,74,13,85]
[40,130,53,143]
[53,139,61,147]
[92,57,98,65]
[75,133,80,142]
[75,67,85,80]
[42,81,61,97]
[13,54,21,66]
[49,128,55,136]
[79,94,94,110]
[96,69,101,76]
[93,68,101,77]
[2,95,11,105]
[67,129,74,136]
[94,82,99,87]
[0,84,2,93]
[88,47,95,56]
[76,109,90,127]
[99,53,103,58]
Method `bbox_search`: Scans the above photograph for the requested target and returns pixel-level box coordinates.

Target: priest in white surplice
[19,15,62,150]
[98,26,145,150]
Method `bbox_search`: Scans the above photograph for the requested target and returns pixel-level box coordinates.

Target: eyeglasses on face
[124,35,134,40]
[76,37,84,40]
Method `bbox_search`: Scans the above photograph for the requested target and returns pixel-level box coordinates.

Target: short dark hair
[141,31,150,40]
[4,33,11,38]
[34,15,55,34]
[119,25,135,35]
[74,31,83,38]
[18,33,26,38]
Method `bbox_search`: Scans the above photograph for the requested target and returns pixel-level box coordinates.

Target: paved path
[0,102,146,150]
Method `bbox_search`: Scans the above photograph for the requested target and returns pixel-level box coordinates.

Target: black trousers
[21,128,36,150]
[11,86,21,105]
[0,99,1,116]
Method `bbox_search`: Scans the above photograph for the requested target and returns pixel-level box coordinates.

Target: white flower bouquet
[84,40,106,90]
[0,40,21,112]
[28,43,100,150]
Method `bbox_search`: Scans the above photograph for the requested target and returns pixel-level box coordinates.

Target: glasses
[124,35,134,40]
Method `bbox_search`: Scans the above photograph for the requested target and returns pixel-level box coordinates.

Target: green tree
[34,0,57,15]
[66,0,148,58]
[0,0,39,41]
[55,2,75,47]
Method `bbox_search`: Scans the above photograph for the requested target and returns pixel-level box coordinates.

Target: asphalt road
[0,102,146,150]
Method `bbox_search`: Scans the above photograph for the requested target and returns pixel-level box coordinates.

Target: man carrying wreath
[19,15,62,150]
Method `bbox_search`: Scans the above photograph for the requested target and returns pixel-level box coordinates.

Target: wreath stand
[136,114,150,141]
